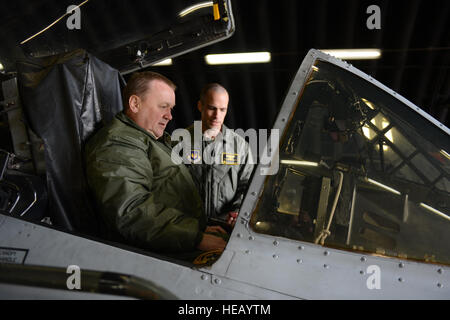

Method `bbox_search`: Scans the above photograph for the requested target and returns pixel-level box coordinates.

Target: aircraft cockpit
[250,59,450,266]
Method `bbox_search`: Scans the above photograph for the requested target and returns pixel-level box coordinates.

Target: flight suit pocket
[217,166,239,211]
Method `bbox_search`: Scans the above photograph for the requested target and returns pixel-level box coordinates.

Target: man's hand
[197,233,227,252]
[227,211,238,227]
[205,225,228,235]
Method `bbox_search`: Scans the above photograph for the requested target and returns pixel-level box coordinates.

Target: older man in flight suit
[85,72,227,258]
[186,83,254,227]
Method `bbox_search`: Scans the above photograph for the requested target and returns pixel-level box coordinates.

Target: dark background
[151,0,450,129]
[1,0,449,136]
[154,0,450,133]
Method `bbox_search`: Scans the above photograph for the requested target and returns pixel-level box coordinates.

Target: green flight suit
[85,112,206,254]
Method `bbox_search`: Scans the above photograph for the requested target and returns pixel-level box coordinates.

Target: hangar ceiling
[0,0,449,134]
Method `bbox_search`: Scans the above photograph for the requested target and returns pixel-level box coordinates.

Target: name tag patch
[222,153,239,165]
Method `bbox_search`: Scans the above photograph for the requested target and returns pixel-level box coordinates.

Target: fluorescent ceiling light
[205,52,271,65]
[280,160,318,167]
[320,49,382,60]
[0,63,4,71]
[362,98,376,110]
[440,150,450,160]
[153,59,172,66]
[420,203,450,222]
[178,1,213,17]
[366,178,401,195]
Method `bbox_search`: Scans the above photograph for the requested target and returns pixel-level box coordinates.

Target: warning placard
[0,247,28,264]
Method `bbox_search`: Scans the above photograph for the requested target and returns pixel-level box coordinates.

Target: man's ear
[197,100,203,113]
[128,95,140,113]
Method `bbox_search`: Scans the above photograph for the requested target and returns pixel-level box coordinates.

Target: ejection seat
[16,49,124,236]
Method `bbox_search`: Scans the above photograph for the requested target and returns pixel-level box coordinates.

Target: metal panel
[1,78,45,174]
[1,79,33,172]
[0,214,294,299]
[221,223,450,299]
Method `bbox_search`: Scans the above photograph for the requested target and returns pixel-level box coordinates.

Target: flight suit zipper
[203,139,211,219]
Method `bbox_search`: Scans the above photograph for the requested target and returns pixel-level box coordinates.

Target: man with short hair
[85,72,226,256]
[186,83,254,226]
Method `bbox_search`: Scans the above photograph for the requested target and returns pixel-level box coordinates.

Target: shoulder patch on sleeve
[189,149,202,164]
